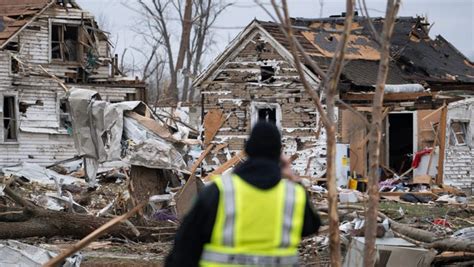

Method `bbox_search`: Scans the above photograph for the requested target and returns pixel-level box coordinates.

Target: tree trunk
[168,0,193,102]
[0,208,175,242]
[364,1,400,265]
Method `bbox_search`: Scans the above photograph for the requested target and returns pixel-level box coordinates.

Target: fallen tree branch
[44,201,146,267]
[319,205,474,253]
[0,185,175,242]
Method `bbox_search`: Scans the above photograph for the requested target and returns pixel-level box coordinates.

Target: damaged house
[0,0,145,166]
[194,15,474,193]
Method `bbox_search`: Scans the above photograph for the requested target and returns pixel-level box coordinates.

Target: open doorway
[388,113,414,174]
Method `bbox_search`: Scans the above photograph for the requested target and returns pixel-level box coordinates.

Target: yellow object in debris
[348,178,358,190]
[342,156,349,167]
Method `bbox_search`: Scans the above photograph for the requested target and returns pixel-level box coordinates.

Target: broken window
[251,102,281,130]
[3,96,18,141]
[59,98,72,132]
[258,108,276,124]
[10,56,19,74]
[449,121,469,146]
[51,24,79,62]
[260,65,275,83]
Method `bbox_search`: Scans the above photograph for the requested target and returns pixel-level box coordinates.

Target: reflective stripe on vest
[201,251,298,266]
[221,173,235,246]
[281,181,295,248]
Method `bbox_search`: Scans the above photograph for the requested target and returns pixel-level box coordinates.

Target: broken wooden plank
[426,125,440,175]
[203,109,226,147]
[125,111,172,139]
[341,92,434,102]
[203,151,246,181]
[176,144,215,219]
[422,104,446,121]
[436,105,448,185]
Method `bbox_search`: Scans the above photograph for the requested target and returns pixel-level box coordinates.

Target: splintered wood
[175,144,215,218]
[203,151,246,181]
[203,109,226,147]
[126,111,172,139]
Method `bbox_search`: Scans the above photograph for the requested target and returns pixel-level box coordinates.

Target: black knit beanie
[245,121,282,161]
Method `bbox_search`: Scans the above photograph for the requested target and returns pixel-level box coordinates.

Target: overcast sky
[77,0,474,69]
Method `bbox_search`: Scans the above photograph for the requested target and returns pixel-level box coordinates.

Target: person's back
[165,121,321,267]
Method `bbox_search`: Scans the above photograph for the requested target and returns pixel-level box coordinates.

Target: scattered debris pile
[298,176,474,266]
[0,88,206,264]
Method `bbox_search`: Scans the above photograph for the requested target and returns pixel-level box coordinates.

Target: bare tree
[263,0,401,265]
[364,0,401,265]
[167,0,193,102]
[128,0,232,104]
[266,0,355,265]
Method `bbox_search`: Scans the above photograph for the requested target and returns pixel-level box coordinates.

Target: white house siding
[443,98,474,195]
[0,5,144,167]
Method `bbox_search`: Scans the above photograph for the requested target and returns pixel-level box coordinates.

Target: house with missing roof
[0,0,145,166]
[194,15,474,194]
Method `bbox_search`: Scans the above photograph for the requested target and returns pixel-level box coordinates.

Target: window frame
[449,119,470,147]
[250,102,282,130]
[56,92,72,134]
[49,19,82,63]
[0,93,19,143]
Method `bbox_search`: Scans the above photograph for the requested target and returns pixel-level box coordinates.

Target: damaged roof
[257,16,474,89]
[0,0,54,47]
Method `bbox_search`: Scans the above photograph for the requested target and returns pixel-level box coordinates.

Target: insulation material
[384,84,424,93]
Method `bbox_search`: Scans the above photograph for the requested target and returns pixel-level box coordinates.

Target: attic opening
[51,24,79,62]
[3,96,18,142]
[260,65,275,83]
[5,41,19,52]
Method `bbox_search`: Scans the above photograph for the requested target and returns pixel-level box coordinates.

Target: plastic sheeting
[2,162,83,185]
[0,240,82,267]
[68,88,188,173]
[125,139,187,170]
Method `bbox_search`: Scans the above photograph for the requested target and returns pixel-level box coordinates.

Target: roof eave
[0,0,55,49]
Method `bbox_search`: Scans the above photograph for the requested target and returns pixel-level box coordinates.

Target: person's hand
[281,155,300,182]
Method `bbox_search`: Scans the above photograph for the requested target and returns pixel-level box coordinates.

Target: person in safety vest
[165,121,321,267]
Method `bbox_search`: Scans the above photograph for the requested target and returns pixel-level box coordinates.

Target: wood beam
[341,92,433,102]
[436,105,448,185]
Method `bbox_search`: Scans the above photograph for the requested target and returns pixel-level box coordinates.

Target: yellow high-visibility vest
[200,174,306,266]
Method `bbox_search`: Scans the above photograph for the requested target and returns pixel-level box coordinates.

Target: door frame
[385,111,418,167]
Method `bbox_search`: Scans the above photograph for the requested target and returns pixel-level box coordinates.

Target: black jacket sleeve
[301,192,321,237]
[164,183,219,267]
